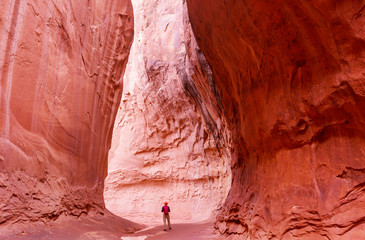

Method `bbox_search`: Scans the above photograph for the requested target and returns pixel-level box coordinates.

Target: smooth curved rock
[104,0,231,224]
[0,0,135,228]
[186,0,365,239]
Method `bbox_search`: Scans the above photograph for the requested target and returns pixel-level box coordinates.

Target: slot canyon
[0,0,364,240]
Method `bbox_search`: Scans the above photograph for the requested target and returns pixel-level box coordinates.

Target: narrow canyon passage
[0,0,364,239]
[104,0,231,226]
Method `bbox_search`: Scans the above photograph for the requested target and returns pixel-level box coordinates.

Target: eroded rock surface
[0,0,136,231]
[186,0,365,239]
[104,0,231,224]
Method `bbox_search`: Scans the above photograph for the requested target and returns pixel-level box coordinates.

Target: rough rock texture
[186,0,365,239]
[0,0,136,229]
[104,0,231,224]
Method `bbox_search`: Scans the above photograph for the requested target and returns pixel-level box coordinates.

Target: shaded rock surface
[104,0,231,224]
[186,0,365,239]
[0,0,137,231]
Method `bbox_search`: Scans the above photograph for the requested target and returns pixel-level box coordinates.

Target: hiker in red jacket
[161,202,171,231]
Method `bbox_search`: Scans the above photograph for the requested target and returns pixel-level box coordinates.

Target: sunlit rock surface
[104,0,231,224]
[0,0,139,233]
[187,0,365,239]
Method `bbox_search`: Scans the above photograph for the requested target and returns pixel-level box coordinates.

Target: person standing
[161,202,171,231]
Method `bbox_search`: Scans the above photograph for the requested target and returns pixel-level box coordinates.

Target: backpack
[163,206,169,215]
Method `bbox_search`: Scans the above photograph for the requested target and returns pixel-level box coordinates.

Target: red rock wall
[0,0,133,224]
[187,0,365,239]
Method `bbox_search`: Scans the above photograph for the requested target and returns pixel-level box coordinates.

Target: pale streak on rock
[1,0,27,137]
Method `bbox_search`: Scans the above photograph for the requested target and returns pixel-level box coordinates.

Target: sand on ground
[121,221,220,240]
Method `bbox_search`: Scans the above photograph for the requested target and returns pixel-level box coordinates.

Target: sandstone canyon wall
[0,0,135,227]
[104,0,232,224]
[187,0,365,239]
[1,0,364,239]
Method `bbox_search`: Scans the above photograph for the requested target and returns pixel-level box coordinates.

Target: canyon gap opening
[103,0,232,225]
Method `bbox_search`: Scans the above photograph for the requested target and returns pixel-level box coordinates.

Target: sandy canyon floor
[121,222,219,240]
[0,216,219,240]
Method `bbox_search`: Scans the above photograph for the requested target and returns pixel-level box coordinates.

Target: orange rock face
[186,0,365,239]
[0,0,134,226]
[104,0,231,224]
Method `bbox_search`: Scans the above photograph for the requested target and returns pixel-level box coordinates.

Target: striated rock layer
[187,0,365,239]
[104,0,231,224]
[0,0,136,229]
